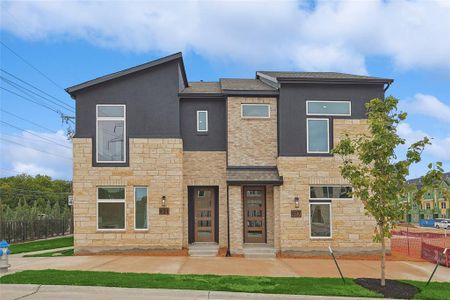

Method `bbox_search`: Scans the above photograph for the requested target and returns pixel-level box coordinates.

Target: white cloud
[1,0,450,74]
[400,94,450,124]
[0,130,72,179]
[397,123,450,161]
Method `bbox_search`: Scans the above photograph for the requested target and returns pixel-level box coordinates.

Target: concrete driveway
[4,255,450,282]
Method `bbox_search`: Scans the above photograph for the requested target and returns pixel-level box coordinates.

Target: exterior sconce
[294,197,300,208]
[161,195,166,207]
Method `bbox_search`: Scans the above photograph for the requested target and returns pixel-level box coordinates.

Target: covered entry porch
[227,167,283,256]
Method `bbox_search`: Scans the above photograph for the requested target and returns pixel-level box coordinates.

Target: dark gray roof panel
[220,78,277,91]
[227,167,283,184]
[257,71,393,83]
[66,52,187,94]
[180,82,222,94]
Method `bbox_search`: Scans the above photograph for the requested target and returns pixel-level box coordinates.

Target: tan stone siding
[229,185,244,255]
[183,151,227,247]
[266,186,274,245]
[227,97,277,166]
[72,138,184,253]
[277,119,383,255]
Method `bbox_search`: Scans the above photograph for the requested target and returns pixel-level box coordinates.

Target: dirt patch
[279,252,426,262]
[355,278,419,299]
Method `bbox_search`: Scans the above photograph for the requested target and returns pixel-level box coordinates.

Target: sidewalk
[4,255,450,282]
[0,284,385,300]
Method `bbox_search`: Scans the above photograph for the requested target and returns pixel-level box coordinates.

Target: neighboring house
[403,173,450,223]
[66,52,393,256]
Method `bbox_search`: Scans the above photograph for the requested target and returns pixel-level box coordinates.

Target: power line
[0,109,56,132]
[0,121,71,149]
[0,68,74,111]
[0,75,74,113]
[0,40,66,91]
[1,86,60,113]
[0,137,72,160]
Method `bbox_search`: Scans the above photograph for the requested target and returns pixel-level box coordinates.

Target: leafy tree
[333,96,445,287]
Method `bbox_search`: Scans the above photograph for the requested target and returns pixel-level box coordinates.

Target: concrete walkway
[15,247,74,257]
[4,255,450,282]
[0,284,384,300]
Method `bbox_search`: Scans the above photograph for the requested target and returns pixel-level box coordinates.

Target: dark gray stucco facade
[73,60,182,139]
[180,97,226,151]
[278,83,385,156]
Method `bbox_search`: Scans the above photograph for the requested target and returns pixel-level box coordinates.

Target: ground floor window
[310,202,331,238]
[97,187,125,230]
[134,187,148,230]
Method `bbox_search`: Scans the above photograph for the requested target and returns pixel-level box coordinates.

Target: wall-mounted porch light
[161,195,166,207]
[294,197,300,208]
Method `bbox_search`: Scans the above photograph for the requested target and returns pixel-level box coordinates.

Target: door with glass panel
[244,186,266,243]
[194,187,215,242]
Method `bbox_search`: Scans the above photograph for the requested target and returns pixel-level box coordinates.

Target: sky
[0,0,449,181]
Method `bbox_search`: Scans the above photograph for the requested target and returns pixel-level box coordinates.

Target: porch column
[229,185,244,255]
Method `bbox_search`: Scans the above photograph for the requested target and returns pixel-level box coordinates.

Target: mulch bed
[355,278,419,299]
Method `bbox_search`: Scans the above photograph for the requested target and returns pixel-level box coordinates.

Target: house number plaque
[159,207,170,215]
[291,210,302,218]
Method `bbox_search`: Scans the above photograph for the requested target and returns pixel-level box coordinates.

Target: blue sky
[1,0,449,180]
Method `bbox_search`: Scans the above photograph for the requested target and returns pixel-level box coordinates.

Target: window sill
[134,229,149,232]
[97,229,126,233]
[310,237,333,240]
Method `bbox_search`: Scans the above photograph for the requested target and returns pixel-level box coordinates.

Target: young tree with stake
[332,96,445,287]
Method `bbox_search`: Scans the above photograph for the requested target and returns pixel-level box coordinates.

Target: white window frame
[97,186,126,231]
[134,186,149,231]
[309,202,332,239]
[96,104,126,163]
[306,100,351,116]
[241,103,270,118]
[309,185,353,200]
[306,118,329,154]
[196,110,208,132]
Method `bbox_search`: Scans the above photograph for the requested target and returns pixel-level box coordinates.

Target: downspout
[226,184,231,257]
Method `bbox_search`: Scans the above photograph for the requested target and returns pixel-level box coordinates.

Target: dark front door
[194,187,215,242]
[243,186,266,243]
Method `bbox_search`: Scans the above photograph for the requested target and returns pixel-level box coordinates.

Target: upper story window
[241,104,270,118]
[310,186,352,200]
[197,110,208,132]
[307,118,329,153]
[96,105,126,163]
[307,101,351,116]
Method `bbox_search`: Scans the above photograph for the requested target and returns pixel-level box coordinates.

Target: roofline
[256,71,393,85]
[66,52,188,95]
[178,93,225,98]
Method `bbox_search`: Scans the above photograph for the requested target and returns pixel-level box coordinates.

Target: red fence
[391,230,450,267]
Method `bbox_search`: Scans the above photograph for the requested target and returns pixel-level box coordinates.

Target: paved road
[0,284,385,300]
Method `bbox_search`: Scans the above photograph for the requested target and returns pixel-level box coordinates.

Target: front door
[194,187,215,242]
[244,186,266,243]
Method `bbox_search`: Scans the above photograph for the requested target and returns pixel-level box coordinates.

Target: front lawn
[0,269,381,298]
[23,248,74,257]
[9,236,73,254]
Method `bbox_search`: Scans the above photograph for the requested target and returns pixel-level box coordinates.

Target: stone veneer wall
[277,119,384,255]
[182,151,227,248]
[227,97,277,166]
[72,138,184,253]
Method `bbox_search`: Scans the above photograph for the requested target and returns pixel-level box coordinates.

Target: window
[307,101,351,116]
[134,187,148,230]
[426,202,431,209]
[310,203,331,238]
[441,202,447,209]
[241,104,270,118]
[97,187,125,230]
[197,110,208,132]
[310,186,352,199]
[96,105,126,163]
[307,118,329,153]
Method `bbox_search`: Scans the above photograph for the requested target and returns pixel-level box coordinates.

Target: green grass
[0,269,382,298]
[9,236,73,254]
[405,280,450,300]
[23,248,74,257]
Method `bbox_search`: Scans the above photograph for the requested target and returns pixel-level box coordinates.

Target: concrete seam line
[14,284,42,300]
[208,290,211,300]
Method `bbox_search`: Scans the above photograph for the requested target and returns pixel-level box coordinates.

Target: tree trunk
[380,223,386,287]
